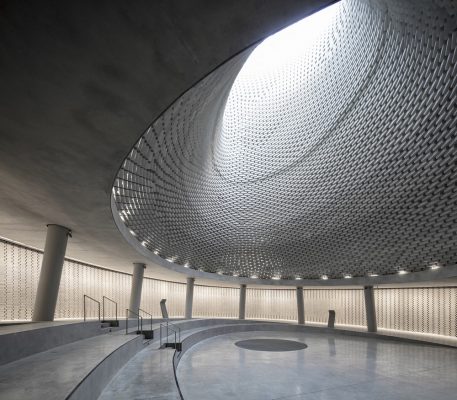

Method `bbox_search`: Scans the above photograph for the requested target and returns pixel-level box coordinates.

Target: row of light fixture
[134,230,442,281]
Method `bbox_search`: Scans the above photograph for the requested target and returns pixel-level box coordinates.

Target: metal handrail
[160,323,178,348]
[159,321,181,347]
[139,308,153,331]
[125,309,143,335]
[165,320,181,342]
[83,295,101,321]
[102,296,118,322]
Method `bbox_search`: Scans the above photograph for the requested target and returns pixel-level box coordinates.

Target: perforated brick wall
[112,0,457,281]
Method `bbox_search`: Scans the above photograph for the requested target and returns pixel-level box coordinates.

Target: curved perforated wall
[1,237,456,339]
[113,0,457,281]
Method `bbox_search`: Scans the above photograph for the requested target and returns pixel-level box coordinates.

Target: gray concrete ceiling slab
[0,0,334,282]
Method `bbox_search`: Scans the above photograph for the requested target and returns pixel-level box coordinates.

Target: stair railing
[159,320,181,347]
[102,296,118,323]
[165,320,181,342]
[83,295,101,322]
[125,309,143,335]
[160,323,178,349]
[139,308,153,331]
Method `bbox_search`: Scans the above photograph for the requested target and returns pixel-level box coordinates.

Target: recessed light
[398,270,408,275]
[295,276,302,280]
[251,275,258,279]
[369,273,378,277]
[217,271,224,275]
[233,272,239,277]
[184,263,189,268]
[272,276,281,280]
[321,275,328,280]
[141,241,147,247]
[344,274,352,279]
[153,250,159,255]
[166,258,174,263]
[129,230,136,236]
[430,264,441,270]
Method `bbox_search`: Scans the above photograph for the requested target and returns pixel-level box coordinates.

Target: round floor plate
[234,338,308,352]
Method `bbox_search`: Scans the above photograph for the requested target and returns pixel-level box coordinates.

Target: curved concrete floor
[177,331,457,400]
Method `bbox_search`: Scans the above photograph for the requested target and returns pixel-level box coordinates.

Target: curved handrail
[125,309,143,335]
[102,296,118,322]
[83,295,100,321]
[139,308,153,331]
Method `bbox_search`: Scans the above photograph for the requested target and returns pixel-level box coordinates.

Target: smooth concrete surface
[98,347,180,400]
[364,285,377,332]
[33,224,71,321]
[98,321,269,400]
[0,332,143,400]
[185,277,195,319]
[2,318,456,400]
[285,320,457,348]
[0,320,84,335]
[99,319,457,400]
[0,320,114,365]
[68,334,145,400]
[239,284,247,320]
[128,263,145,318]
[235,338,308,351]
[296,286,305,324]
[0,0,329,283]
[177,330,457,400]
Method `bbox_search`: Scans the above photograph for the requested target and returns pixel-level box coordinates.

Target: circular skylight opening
[214,2,342,183]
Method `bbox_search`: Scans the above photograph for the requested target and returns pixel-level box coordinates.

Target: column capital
[46,224,72,237]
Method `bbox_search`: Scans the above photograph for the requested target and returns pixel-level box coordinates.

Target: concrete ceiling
[0,0,335,284]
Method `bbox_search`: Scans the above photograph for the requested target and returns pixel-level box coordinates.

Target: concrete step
[0,320,116,365]
[0,332,144,400]
[101,320,120,328]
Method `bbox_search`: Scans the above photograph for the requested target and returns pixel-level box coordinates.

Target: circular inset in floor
[234,338,308,352]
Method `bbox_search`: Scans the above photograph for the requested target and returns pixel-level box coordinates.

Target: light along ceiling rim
[111,193,457,286]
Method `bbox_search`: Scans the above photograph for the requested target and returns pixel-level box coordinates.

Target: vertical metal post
[33,224,71,321]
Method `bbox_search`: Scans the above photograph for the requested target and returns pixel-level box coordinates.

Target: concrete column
[185,277,195,319]
[364,285,377,332]
[32,224,71,321]
[129,262,145,318]
[296,286,305,325]
[239,284,247,320]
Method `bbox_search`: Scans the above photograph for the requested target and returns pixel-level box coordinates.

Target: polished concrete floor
[177,331,457,400]
[0,333,135,400]
[98,346,180,400]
